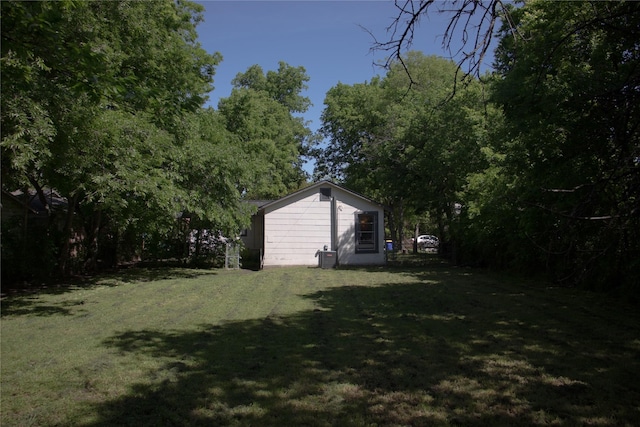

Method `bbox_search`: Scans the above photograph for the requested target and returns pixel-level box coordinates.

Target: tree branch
[370,0,513,97]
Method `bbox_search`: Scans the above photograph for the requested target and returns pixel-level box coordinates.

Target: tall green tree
[232,62,311,114]
[373,0,508,82]
[1,1,236,276]
[316,75,411,246]
[317,53,493,252]
[219,63,313,199]
[315,78,385,183]
[474,0,640,289]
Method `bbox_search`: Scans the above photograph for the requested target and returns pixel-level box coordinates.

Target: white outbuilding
[241,181,386,268]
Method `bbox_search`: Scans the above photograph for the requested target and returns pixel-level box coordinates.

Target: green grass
[2,258,639,426]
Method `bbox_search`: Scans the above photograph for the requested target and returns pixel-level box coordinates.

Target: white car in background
[416,234,439,248]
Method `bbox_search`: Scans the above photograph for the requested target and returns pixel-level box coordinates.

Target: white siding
[263,192,332,266]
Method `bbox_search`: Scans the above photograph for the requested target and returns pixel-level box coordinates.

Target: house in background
[1,188,68,228]
[242,181,386,268]
[1,189,36,221]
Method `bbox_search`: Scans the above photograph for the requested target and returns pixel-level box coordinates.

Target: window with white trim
[355,211,378,253]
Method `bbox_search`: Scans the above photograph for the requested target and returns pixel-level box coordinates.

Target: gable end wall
[262,185,385,267]
[263,191,332,266]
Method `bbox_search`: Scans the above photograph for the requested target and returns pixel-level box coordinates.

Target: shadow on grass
[98,265,218,284]
[0,267,216,318]
[89,270,640,426]
[0,297,89,317]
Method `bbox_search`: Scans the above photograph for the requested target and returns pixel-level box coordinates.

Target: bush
[1,217,59,285]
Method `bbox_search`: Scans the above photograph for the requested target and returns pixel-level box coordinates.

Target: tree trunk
[195,228,202,258]
[387,201,398,253]
[397,200,405,252]
[59,193,78,276]
[437,207,446,258]
[28,175,51,217]
[84,209,102,271]
[20,186,30,277]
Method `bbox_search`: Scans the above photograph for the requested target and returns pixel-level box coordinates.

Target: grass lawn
[2,257,639,426]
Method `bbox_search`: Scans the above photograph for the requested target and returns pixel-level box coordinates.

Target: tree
[485,0,640,288]
[315,78,385,183]
[219,63,314,199]
[232,62,311,114]
[373,0,511,86]
[317,53,493,253]
[315,75,413,247]
[373,1,639,292]
[405,76,495,258]
[1,1,230,277]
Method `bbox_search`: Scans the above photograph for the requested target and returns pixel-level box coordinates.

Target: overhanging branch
[370,0,514,95]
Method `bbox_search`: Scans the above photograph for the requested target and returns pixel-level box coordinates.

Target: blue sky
[194,1,495,172]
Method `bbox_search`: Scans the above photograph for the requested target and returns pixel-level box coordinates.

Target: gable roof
[10,188,67,212]
[2,188,68,216]
[256,180,385,212]
[1,189,38,216]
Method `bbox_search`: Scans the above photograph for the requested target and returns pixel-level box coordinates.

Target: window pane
[356,212,377,253]
[320,188,331,201]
